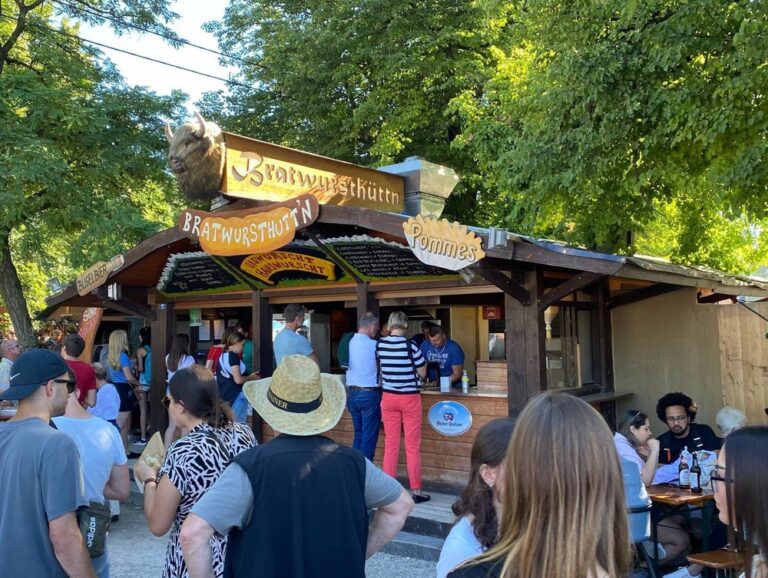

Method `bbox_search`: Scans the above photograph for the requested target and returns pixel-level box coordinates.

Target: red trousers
[381,392,423,490]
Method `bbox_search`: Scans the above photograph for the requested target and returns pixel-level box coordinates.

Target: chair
[686,550,742,578]
[629,503,660,578]
[622,457,660,578]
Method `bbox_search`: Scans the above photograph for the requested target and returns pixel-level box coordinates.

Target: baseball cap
[0,348,69,401]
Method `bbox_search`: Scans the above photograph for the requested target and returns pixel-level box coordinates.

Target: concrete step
[404,490,457,539]
[381,531,444,562]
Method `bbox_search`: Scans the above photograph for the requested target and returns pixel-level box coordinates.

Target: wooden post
[250,291,271,442]
[596,278,618,428]
[149,302,175,435]
[356,281,379,320]
[252,290,273,378]
[505,270,545,415]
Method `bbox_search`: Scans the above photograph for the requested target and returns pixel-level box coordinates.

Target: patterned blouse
[159,422,257,578]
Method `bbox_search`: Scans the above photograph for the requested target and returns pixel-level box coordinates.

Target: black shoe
[412,493,431,504]
[126,452,141,459]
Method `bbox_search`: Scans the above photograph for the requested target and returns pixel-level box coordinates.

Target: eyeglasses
[710,474,731,491]
[665,416,688,423]
[54,379,77,394]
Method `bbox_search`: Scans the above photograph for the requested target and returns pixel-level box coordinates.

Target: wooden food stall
[42,119,768,488]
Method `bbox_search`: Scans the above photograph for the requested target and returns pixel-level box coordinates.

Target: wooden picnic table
[647,484,715,507]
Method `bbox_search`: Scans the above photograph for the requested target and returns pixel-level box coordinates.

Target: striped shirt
[376,336,426,394]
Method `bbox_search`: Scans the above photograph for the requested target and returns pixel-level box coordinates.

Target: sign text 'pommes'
[403,215,485,271]
[178,195,319,257]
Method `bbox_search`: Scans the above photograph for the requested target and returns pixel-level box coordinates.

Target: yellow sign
[178,195,319,257]
[402,215,485,271]
[76,256,125,296]
[240,252,337,285]
[222,133,404,212]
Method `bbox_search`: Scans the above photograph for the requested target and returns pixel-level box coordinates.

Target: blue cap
[0,349,69,401]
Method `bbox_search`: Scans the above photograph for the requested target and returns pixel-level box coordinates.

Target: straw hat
[244,354,345,436]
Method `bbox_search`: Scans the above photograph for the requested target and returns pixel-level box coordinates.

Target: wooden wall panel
[261,392,510,487]
[718,303,768,426]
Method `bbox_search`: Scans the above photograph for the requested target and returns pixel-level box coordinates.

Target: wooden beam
[489,244,625,275]
[471,266,530,305]
[250,291,268,442]
[92,292,156,320]
[608,283,679,309]
[306,232,363,283]
[595,278,616,427]
[505,270,545,414]
[252,290,274,378]
[356,281,379,320]
[538,272,604,311]
[696,292,737,304]
[149,303,175,435]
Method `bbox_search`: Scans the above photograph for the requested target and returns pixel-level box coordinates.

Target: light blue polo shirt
[273,327,314,365]
[346,333,378,387]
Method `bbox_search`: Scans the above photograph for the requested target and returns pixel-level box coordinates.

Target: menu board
[157,252,247,294]
[331,240,449,279]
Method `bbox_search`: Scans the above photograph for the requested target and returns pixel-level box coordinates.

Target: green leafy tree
[204,0,510,224]
[0,0,187,346]
[452,0,768,268]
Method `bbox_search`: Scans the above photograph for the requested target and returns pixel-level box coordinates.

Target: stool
[686,550,742,578]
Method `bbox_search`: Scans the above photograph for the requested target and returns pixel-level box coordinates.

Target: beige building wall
[612,288,723,430]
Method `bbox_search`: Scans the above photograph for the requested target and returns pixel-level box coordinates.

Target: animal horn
[193,110,207,138]
[164,123,175,143]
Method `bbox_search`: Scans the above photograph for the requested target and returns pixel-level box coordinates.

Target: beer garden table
[647,484,718,567]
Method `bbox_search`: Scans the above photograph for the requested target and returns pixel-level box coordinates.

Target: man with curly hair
[656,391,722,464]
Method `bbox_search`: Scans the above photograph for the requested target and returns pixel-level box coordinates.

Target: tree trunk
[0,233,35,348]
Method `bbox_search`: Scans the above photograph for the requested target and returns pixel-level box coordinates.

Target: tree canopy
[0,0,187,344]
[451,0,768,269]
[208,0,768,274]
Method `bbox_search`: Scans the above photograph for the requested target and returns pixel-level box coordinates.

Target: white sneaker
[663,568,692,578]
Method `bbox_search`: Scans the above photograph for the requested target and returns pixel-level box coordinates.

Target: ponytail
[207,399,234,429]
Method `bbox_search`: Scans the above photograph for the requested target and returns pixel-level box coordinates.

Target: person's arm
[83,387,96,408]
[135,460,182,536]
[449,364,463,384]
[641,438,660,486]
[49,512,97,578]
[103,464,131,501]
[137,347,146,374]
[121,365,140,386]
[366,487,414,558]
[182,463,253,578]
[180,513,217,578]
[308,351,319,364]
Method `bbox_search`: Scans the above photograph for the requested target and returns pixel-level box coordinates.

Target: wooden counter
[260,388,511,487]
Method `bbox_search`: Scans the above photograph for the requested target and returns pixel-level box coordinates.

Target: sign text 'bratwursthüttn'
[178,195,319,257]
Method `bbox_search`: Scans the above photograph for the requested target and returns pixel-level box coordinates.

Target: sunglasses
[54,378,77,394]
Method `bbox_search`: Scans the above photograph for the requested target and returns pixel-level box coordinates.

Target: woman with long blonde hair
[449,392,631,578]
[108,329,141,455]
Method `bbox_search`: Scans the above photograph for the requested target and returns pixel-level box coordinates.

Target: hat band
[267,387,323,414]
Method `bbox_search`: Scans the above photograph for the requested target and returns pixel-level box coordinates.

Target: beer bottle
[690,451,702,494]
[678,447,691,489]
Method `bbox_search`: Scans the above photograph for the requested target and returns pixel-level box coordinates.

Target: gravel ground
[108,492,436,578]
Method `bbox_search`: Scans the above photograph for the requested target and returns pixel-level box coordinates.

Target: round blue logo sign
[428,401,473,436]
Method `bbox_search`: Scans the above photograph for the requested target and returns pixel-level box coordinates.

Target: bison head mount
[165,111,226,203]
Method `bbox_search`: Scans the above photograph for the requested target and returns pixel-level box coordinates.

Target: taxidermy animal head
[165,111,226,202]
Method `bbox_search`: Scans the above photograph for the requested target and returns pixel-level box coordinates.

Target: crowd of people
[0,311,766,578]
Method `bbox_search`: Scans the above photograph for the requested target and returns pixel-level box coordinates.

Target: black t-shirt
[216,351,244,405]
[448,560,502,578]
[657,423,722,464]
